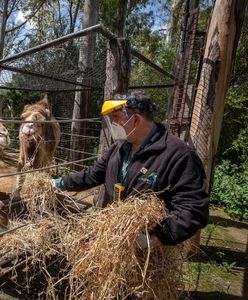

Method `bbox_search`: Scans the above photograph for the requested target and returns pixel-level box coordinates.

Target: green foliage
[4,89,40,118]
[231,10,248,86]
[211,160,248,220]
[218,86,248,163]
[212,81,248,222]
[198,1,214,32]
[220,261,237,273]
[100,0,152,37]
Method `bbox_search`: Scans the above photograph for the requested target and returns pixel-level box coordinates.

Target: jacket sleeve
[153,150,209,245]
[62,145,115,191]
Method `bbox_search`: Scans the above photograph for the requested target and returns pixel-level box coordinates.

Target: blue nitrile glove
[51,178,66,192]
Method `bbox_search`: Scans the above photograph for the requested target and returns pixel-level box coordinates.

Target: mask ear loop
[122,114,137,139]
[126,126,136,139]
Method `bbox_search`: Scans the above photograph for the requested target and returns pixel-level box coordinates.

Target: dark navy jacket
[62,123,209,245]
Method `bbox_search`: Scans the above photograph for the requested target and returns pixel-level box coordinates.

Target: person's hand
[136,232,151,250]
[51,178,66,192]
[136,232,162,250]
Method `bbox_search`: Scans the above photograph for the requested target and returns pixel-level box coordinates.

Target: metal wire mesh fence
[0,24,175,181]
[167,8,205,141]
[0,32,107,92]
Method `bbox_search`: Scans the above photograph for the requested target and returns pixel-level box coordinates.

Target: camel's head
[20,95,51,140]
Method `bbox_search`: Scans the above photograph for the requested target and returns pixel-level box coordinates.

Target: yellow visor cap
[101,100,127,115]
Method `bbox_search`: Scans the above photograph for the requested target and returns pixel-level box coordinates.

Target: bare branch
[7,0,18,18]
[6,0,46,34]
[69,2,73,33]
[71,0,81,33]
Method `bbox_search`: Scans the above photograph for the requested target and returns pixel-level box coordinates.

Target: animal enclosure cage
[0,8,208,298]
[0,24,175,178]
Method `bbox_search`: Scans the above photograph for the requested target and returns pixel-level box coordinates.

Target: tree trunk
[166,0,184,45]
[93,38,131,207]
[93,0,130,206]
[0,0,8,59]
[70,0,99,170]
[115,0,128,37]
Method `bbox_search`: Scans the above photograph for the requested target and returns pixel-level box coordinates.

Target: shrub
[211,160,248,220]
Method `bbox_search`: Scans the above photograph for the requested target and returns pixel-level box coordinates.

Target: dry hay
[0,216,65,266]
[1,173,187,300]
[63,195,185,300]
[0,216,67,298]
[22,172,58,218]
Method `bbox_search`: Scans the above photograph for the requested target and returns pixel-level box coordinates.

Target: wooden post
[93,38,131,207]
[188,0,247,255]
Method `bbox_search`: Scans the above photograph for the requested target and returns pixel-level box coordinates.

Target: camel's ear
[23,104,31,113]
[41,94,49,105]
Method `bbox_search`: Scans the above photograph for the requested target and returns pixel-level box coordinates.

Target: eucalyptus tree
[70,0,99,166]
[0,0,47,58]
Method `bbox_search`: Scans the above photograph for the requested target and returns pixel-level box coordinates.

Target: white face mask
[111,122,128,141]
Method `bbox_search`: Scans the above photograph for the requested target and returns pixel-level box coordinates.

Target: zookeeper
[52,90,209,248]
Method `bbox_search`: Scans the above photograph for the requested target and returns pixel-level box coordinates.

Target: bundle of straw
[22,172,58,218]
[64,195,185,300]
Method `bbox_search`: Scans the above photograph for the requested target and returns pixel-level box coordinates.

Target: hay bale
[64,195,185,300]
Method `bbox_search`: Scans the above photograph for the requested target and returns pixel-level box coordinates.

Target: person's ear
[133,113,141,126]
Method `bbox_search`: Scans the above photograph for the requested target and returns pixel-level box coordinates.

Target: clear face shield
[103,108,136,142]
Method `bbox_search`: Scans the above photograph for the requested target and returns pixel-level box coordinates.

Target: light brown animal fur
[15,95,60,194]
[0,121,10,152]
[0,201,8,232]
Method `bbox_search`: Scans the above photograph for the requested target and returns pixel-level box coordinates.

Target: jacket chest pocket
[125,160,161,195]
[137,171,159,189]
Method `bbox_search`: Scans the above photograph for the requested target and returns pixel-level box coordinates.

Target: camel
[15,95,61,195]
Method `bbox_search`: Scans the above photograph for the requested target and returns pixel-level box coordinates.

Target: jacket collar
[141,123,168,152]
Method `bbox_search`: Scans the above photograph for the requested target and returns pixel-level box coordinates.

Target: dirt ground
[0,160,247,300]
